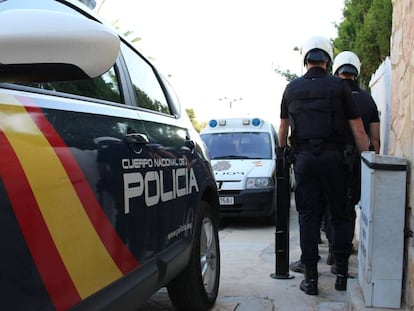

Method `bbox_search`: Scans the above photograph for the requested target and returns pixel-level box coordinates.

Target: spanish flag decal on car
[0,94,139,310]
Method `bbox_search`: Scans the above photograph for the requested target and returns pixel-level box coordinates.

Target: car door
[119,42,200,259]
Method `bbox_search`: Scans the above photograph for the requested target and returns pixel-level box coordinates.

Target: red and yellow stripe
[0,94,139,310]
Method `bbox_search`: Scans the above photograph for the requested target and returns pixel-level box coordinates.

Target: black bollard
[270,147,294,280]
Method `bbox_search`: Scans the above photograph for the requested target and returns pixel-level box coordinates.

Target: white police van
[200,117,278,224]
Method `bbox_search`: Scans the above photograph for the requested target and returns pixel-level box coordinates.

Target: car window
[15,67,122,103]
[160,74,181,116]
[201,132,272,159]
[120,43,171,114]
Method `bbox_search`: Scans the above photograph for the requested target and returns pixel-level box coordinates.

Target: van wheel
[167,201,220,311]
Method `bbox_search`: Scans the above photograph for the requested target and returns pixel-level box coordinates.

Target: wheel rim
[200,217,218,294]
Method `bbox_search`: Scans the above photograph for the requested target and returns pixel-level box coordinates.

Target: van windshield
[201,132,272,160]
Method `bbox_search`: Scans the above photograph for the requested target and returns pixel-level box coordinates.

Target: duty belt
[295,140,343,155]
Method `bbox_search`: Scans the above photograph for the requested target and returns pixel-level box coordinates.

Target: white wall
[369,57,392,155]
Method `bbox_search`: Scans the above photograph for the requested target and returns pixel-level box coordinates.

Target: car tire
[167,201,220,311]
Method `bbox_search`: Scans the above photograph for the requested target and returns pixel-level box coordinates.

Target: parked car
[0,1,220,310]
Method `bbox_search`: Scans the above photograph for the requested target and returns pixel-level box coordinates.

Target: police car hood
[211,159,273,181]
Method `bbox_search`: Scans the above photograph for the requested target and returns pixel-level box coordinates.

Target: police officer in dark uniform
[333,50,380,154]
[290,51,381,274]
[329,50,381,265]
[278,36,369,295]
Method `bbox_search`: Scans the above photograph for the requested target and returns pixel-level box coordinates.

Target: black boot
[289,259,305,273]
[300,265,318,295]
[335,274,347,291]
[334,260,348,291]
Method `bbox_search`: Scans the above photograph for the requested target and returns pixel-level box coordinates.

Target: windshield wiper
[212,155,250,159]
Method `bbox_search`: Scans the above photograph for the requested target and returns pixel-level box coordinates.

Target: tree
[96,0,141,43]
[186,108,207,133]
[334,0,392,89]
[273,66,299,82]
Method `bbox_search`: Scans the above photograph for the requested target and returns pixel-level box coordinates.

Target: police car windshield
[201,132,272,160]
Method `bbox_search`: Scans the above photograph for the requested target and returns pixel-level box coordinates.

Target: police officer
[328,51,381,267]
[333,51,380,154]
[278,36,369,295]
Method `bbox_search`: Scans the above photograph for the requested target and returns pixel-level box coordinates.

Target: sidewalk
[212,197,358,311]
[139,195,407,311]
[211,195,407,311]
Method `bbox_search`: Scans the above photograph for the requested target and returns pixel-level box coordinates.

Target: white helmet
[332,51,361,77]
[302,36,333,65]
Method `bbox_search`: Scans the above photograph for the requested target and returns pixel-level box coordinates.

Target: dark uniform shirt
[280,67,361,147]
[344,78,380,136]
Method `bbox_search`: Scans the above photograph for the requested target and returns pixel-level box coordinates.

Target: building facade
[390,0,414,308]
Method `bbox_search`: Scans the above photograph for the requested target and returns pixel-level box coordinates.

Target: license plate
[219,196,234,205]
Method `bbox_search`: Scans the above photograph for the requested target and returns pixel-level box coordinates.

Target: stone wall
[391,0,414,308]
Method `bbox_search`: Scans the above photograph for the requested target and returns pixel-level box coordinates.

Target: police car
[0,1,220,310]
[200,117,278,224]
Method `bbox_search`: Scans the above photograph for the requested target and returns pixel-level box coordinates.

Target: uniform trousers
[293,149,353,271]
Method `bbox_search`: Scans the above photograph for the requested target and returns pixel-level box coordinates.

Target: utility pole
[218,97,243,110]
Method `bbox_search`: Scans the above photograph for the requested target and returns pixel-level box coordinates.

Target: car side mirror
[0,9,120,82]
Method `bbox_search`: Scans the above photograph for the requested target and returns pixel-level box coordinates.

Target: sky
[95,0,345,126]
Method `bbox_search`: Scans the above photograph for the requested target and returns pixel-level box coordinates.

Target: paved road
[137,199,359,311]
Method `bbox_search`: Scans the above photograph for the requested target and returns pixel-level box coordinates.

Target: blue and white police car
[0,1,220,310]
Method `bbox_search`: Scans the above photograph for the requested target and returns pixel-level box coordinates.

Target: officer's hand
[276,146,285,158]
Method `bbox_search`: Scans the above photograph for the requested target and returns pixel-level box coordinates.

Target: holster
[343,144,361,203]
[343,144,357,173]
